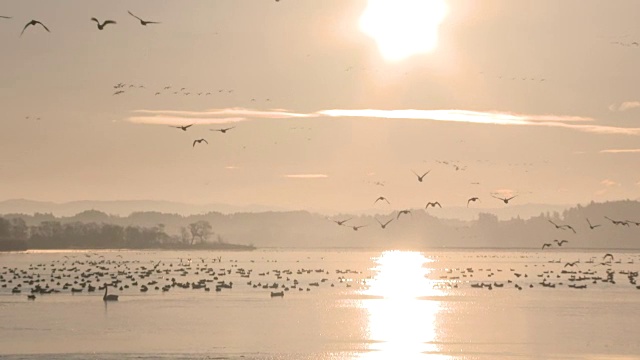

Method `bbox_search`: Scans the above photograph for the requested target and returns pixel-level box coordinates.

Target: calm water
[1,248,639,359]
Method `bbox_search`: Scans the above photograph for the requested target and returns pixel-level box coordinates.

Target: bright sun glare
[359,0,448,61]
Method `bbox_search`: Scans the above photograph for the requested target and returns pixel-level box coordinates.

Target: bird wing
[91,17,99,23]
[0,16,12,19]
[203,139,209,144]
[506,195,517,201]
[145,21,161,24]
[491,194,502,200]
[421,170,431,177]
[185,124,193,129]
[192,140,197,147]
[435,202,442,208]
[383,218,394,226]
[20,22,31,36]
[103,20,117,26]
[36,21,50,32]
[128,11,143,21]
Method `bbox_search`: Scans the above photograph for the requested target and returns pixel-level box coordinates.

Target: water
[1,249,639,359]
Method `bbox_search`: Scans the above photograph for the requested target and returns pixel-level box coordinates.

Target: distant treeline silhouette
[1,200,639,250]
[0,217,253,251]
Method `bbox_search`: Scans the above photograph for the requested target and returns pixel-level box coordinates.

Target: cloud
[317,109,593,125]
[128,108,313,125]
[283,174,328,179]
[225,165,240,170]
[125,107,640,136]
[600,149,640,154]
[601,179,618,187]
[609,101,640,112]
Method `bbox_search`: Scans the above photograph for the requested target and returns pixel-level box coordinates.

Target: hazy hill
[2,200,639,250]
[0,198,569,221]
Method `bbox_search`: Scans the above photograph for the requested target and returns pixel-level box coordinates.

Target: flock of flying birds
[0,11,160,36]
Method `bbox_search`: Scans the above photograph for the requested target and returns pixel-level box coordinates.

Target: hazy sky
[1,0,640,213]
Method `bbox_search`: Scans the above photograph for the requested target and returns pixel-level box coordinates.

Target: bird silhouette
[20,20,50,36]
[548,220,576,233]
[564,261,579,267]
[491,194,517,204]
[603,253,614,262]
[351,225,367,231]
[425,201,442,208]
[586,218,601,229]
[375,218,394,229]
[173,124,193,131]
[91,18,116,30]
[332,218,351,226]
[128,11,160,26]
[103,284,119,301]
[411,170,431,182]
[554,239,569,246]
[397,210,412,219]
[192,139,208,147]
[541,243,552,250]
[373,196,390,205]
[605,216,629,226]
[0,16,11,19]
[210,127,235,134]
[467,197,479,207]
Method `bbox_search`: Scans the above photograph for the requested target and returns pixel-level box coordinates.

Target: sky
[1,0,640,214]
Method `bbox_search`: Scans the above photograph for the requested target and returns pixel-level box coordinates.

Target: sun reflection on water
[357,250,450,360]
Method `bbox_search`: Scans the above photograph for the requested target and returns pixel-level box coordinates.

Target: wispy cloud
[601,179,619,187]
[318,109,593,125]
[126,107,640,136]
[609,101,640,112]
[225,165,240,170]
[283,174,328,179]
[128,108,312,125]
[600,149,640,153]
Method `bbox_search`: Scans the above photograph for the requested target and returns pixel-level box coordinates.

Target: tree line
[0,217,250,251]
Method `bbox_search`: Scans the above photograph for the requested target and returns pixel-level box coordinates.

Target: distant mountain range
[0,198,571,221]
[0,199,289,218]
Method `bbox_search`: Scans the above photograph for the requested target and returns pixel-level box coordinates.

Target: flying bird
[397,210,412,219]
[351,225,367,231]
[492,194,517,204]
[554,239,569,246]
[564,261,579,267]
[91,18,116,30]
[467,197,479,207]
[173,124,193,131]
[210,127,235,134]
[128,11,160,26]
[541,243,552,250]
[604,216,629,226]
[586,218,601,229]
[20,20,50,36]
[425,201,442,208]
[548,220,576,233]
[411,170,431,182]
[375,218,394,229]
[192,139,208,147]
[373,196,390,205]
[603,253,614,262]
[332,218,351,226]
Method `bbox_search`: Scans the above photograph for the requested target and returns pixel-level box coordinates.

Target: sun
[359,0,448,61]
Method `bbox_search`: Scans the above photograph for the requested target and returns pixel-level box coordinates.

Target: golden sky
[1,0,639,213]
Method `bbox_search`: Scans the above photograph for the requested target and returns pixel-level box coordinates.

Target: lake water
[1,248,639,359]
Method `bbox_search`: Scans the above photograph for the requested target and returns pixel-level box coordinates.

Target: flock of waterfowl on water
[2,251,640,303]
